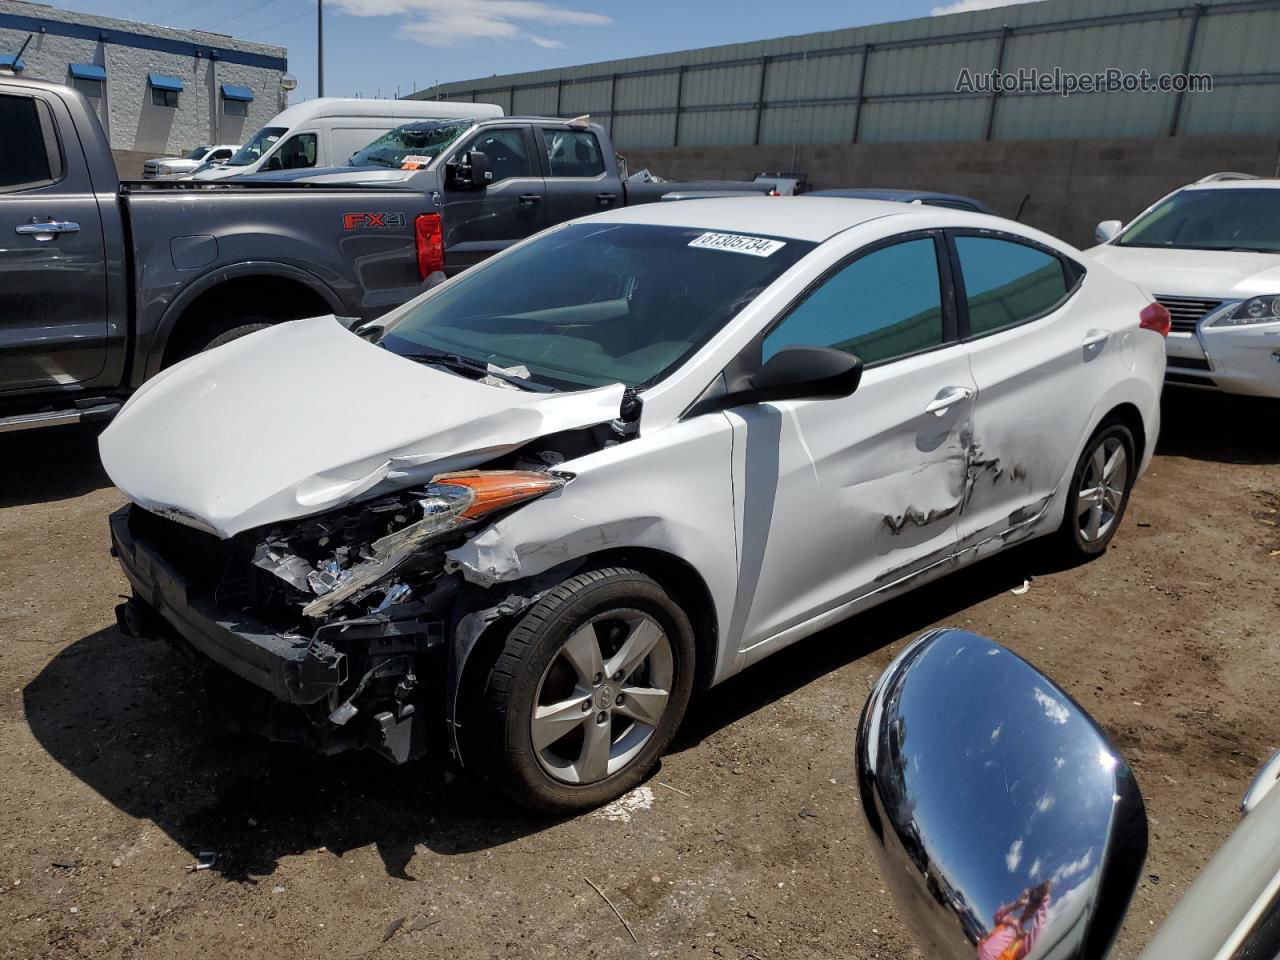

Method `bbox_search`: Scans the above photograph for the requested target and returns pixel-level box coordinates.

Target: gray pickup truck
[255,115,777,274]
[0,76,433,433]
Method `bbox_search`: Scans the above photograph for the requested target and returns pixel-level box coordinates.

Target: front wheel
[476,567,696,813]
[1054,421,1136,559]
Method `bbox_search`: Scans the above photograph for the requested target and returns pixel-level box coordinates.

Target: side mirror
[1095,219,1123,243]
[447,150,492,190]
[734,346,862,405]
[264,153,283,172]
[856,630,1147,960]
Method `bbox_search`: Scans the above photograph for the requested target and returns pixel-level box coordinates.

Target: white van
[189,98,502,180]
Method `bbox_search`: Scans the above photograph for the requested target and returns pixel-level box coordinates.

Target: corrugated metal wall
[407,0,1280,148]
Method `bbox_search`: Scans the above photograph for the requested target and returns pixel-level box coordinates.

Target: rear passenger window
[955,236,1070,336]
[0,95,53,190]
[763,237,944,366]
[543,130,605,178]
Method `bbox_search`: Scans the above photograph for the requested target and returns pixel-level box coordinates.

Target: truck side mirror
[448,150,492,190]
[264,153,283,172]
[856,629,1147,960]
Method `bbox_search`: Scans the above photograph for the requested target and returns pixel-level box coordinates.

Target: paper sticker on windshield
[400,155,431,170]
[688,232,786,257]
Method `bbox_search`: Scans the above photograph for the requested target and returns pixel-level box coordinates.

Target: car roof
[1183,179,1280,192]
[585,196,933,242]
[812,187,989,207]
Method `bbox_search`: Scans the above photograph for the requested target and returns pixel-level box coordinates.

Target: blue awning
[220,83,254,102]
[147,72,183,92]
[0,54,24,71]
[69,63,106,80]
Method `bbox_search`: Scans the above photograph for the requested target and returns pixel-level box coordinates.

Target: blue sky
[47,0,1028,102]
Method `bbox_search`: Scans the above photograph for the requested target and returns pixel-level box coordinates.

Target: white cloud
[331,0,611,48]
[1051,848,1094,885]
[1033,687,1070,725]
[931,0,1043,15]
[1006,838,1023,873]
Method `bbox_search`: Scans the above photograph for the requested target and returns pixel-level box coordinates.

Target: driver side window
[763,237,945,366]
[275,133,316,170]
[460,128,532,184]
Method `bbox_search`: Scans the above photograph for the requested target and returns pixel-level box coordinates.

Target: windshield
[380,222,814,391]
[1117,188,1280,253]
[348,121,472,168]
[186,146,210,160]
[226,126,286,167]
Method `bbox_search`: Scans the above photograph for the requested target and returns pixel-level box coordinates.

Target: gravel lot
[1,389,1276,960]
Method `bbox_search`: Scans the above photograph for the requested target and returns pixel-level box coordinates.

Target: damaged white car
[102,197,1167,812]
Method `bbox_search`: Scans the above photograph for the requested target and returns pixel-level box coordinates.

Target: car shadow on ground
[24,539,1069,882]
[0,424,114,508]
[1155,390,1280,465]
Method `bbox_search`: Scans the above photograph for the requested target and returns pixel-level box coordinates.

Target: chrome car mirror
[856,629,1147,960]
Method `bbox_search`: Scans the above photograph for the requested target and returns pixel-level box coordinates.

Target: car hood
[189,164,243,180]
[99,316,627,538]
[245,165,431,188]
[1087,244,1280,298]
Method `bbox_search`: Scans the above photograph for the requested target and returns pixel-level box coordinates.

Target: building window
[152,87,179,108]
[147,73,183,107]
[72,76,103,99]
[224,98,247,117]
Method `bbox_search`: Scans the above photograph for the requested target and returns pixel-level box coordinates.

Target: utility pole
[316,0,324,97]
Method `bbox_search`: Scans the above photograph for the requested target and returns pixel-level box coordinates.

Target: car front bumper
[109,505,445,762]
[1165,322,1280,398]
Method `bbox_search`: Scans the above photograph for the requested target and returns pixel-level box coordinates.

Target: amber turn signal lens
[431,470,566,519]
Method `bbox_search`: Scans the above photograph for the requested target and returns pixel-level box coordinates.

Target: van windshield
[348,120,474,168]
[226,127,287,167]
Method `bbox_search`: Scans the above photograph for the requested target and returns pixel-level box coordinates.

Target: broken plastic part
[301,471,566,618]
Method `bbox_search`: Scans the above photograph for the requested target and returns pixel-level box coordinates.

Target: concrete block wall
[0,0,286,156]
[624,135,1280,248]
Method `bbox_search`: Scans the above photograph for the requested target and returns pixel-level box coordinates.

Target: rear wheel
[1054,422,1135,559]
[476,567,696,813]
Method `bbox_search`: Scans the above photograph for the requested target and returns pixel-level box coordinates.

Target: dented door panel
[727,343,975,656]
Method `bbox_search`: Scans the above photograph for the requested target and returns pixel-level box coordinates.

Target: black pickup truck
[255,115,777,274]
[0,76,434,433]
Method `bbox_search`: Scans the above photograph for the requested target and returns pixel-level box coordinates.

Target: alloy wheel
[530,612,674,785]
[1076,436,1128,543]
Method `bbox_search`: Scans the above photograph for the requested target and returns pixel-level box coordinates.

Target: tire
[1054,421,1136,560]
[189,320,273,355]
[476,567,696,813]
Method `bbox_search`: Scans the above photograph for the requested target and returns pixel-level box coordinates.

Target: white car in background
[100,198,1167,812]
[142,144,239,179]
[1091,173,1280,398]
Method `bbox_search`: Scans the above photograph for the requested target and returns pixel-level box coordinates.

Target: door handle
[924,386,974,416]
[596,193,618,205]
[518,194,542,205]
[16,219,80,238]
[1082,330,1110,350]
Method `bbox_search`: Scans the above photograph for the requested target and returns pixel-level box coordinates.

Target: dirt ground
[0,389,1277,960]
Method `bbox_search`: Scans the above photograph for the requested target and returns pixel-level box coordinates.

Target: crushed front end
[109,471,565,765]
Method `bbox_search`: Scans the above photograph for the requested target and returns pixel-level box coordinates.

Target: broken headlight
[256,471,567,619]
[1215,295,1280,326]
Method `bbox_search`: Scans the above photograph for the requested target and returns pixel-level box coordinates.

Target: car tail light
[1139,302,1171,337]
[415,213,444,280]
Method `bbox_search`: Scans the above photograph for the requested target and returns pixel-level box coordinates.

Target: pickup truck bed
[0,76,432,431]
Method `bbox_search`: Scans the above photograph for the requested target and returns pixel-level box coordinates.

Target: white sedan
[1091,173,1280,398]
[100,197,1167,812]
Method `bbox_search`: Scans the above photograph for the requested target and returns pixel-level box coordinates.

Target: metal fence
[409,0,1280,148]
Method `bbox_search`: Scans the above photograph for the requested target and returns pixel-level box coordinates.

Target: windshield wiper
[400,351,555,392]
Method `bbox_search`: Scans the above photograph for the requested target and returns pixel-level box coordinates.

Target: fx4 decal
[343,212,408,230]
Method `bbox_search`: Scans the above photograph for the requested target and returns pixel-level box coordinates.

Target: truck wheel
[192,320,273,354]
[1054,421,1136,560]
[477,567,696,813]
